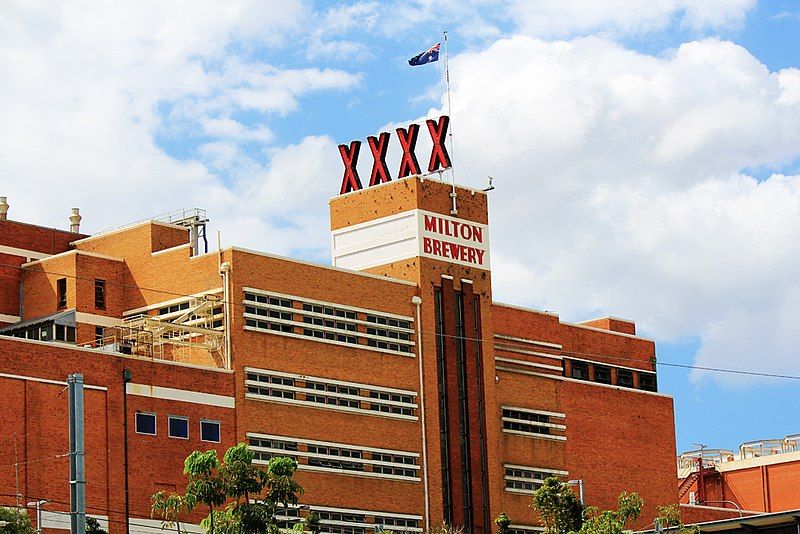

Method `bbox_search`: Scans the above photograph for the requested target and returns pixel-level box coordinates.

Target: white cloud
[507,0,756,37]
[0,0,358,241]
[393,36,800,384]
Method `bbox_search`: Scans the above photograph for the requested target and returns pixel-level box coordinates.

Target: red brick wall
[0,336,235,534]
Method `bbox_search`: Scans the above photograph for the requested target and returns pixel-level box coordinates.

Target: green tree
[577,492,643,534]
[0,507,35,534]
[495,512,512,534]
[86,517,108,534]
[152,443,304,534]
[655,504,699,534]
[531,477,585,534]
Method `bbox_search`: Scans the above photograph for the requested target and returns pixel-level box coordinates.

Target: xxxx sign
[338,116,451,195]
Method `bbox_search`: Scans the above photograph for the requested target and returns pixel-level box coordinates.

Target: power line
[1,261,798,382]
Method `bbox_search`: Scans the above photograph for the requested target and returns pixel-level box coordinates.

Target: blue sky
[2,0,800,455]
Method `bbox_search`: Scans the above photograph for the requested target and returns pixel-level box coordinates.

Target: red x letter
[338,141,362,194]
[367,132,391,186]
[426,116,451,172]
[396,124,421,178]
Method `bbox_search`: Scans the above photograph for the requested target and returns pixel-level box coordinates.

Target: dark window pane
[639,373,657,392]
[94,279,106,310]
[57,278,67,308]
[168,416,189,439]
[135,413,156,435]
[200,420,220,442]
[594,365,612,384]
[616,369,634,387]
[571,361,589,380]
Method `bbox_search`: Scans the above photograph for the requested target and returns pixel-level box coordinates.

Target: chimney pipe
[69,208,82,233]
[0,196,8,221]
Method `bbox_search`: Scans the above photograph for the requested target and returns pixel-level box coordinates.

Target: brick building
[0,178,678,534]
[677,436,800,517]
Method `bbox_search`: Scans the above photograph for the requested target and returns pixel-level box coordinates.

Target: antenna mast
[443,30,458,215]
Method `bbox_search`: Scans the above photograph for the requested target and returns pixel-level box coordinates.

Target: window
[639,373,657,392]
[570,361,589,380]
[94,327,104,347]
[94,279,106,310]
[502,408,551,435]
[135,412,156,435]
[243,290,415,355]
[593,365,611,384]
[200,420,220,442]
[168,416,189,439]
[504,465,565,493]
[57,278,67,308]
[244,368,417,419]
[616,369,634,387]
[54,324,76,342]
[247,433,419,480]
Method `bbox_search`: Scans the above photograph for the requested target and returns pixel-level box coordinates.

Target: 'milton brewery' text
[421,214,486,267]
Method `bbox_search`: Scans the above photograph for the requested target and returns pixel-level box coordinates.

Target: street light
[27,499,49,534]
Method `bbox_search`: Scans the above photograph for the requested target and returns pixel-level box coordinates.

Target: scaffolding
[101,294,225,367]
[740,438,798,459]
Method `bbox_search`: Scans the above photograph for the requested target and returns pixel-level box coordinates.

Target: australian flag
[408,43,440,66]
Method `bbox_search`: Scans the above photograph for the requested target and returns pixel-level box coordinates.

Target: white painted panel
[331,208,491,271]
[40,511,109,531]
[126,383,235,408]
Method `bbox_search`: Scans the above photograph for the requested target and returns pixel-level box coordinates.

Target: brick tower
[330,176,501,534]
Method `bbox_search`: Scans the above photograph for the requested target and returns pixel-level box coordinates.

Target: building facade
[677,437,800,516]
[0,177,677,534]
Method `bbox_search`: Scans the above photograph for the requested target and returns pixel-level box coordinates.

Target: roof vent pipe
[0,197,8,220]
[69,208,82,233]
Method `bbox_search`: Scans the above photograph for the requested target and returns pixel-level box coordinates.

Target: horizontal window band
[496,366,672,398]
[245,381,417,409]
[244,299,415,334]
[243,287,414,322]
[502,429,567,441]
[494,334,562,349]
[247,432,420,457]
[501,405,565,418]
[567,355,656,374]
[245,392,418,421]
[243,313,415,347]
[250,445,419,470]
[244,326,415,358]
[494,344,563,360]
[244,367,416,396]
[502,418,566,431]
[251,459,421,483]
[276,503,423,521]
[298,463,420,482]
[495,357,563,371]
[504,463,568,475]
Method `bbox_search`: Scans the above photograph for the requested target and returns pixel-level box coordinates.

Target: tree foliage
[152,443,304,534]
[655,504,699,534]
[86,517,108,534]
[531,477,585,534]
[577,492,643,534]
[0,507,35,534]
[495,512,512,534]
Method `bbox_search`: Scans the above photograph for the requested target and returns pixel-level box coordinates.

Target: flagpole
[443,30,458,214]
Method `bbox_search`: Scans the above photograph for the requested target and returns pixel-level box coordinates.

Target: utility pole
[68,374,86,534]
[122,369,132,534]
